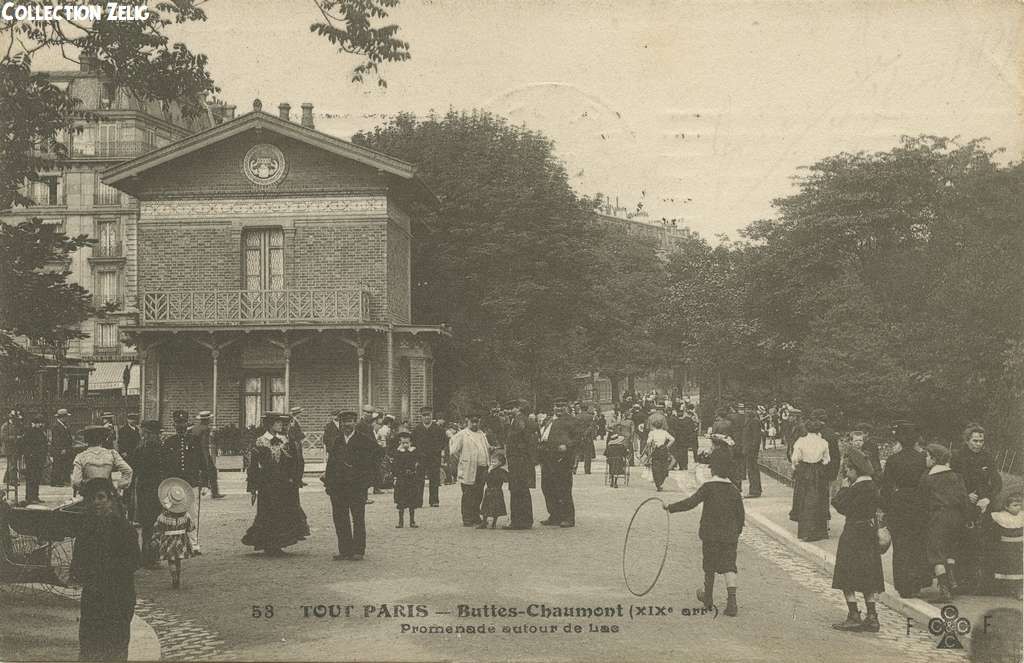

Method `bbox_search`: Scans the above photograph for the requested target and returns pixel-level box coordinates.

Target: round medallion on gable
[242,143,287,186]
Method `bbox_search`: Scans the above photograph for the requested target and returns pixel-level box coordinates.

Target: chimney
[300,103,314,129]
[278,102,291,122]
[223,105,236,121]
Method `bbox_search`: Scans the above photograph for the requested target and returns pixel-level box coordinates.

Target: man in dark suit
[117,413,142,518]
[740,405,763,498]
[323,410,343,455]
[539,405,577,527]
[50,408,75,487]
[502,400,537,530]
[412,407,447,507]
[323,411,380,561]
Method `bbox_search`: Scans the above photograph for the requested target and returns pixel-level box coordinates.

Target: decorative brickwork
[140,195,386,219]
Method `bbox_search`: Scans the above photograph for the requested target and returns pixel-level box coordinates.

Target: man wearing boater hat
[160,410,208,554]
[190,411,225,499]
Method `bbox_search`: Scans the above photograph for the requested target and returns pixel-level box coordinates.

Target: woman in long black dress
[242,413,310,555]
[71,477,141,661]
[831,448,885,633]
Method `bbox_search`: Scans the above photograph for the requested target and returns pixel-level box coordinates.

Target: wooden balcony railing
[140,289,371,326]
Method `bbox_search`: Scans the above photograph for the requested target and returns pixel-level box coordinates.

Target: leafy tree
[0,219,96,395]
[740,137,1024,446]
[352,110,601,407]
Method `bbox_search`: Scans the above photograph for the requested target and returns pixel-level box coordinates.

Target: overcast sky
[38,0,1024,237]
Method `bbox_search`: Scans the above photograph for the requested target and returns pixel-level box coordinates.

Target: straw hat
[158,477,195,515]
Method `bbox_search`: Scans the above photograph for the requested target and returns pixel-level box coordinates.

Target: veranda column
[357,347,365,408]
[137,347,147,419]
[211,348,219,427]
[386,327,395,415]
[283,347,291,411]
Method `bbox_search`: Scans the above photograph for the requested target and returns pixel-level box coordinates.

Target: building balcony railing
[93,189,123,206]
[139,289,372,326]
[71,140,156,159]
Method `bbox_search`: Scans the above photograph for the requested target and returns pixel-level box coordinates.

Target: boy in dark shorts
[664,447,745,616]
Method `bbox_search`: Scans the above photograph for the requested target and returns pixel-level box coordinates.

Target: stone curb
[129,613,162,661]
[744,509,951,641]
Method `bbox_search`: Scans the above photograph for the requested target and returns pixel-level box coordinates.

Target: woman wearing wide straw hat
[154,477,196,588]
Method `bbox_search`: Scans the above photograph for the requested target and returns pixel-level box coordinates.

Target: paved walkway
[743,465,1021,645]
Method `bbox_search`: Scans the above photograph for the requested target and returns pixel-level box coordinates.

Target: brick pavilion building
[102,100,445,438]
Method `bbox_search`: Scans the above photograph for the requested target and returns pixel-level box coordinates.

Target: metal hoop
[622,497,670,597]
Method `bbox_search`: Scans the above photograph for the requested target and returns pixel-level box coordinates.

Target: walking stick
[196,487,202,548]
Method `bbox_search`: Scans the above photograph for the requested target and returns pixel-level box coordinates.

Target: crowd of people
[1,392,1019,655]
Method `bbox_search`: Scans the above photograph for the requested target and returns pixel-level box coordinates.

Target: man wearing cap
[50,408,74,487]
[539,403,577,527]
[323,411,380,560]
[191,411,225,499]
[413,407,447,508]
[161,410,208,553]
[503,399,537,529]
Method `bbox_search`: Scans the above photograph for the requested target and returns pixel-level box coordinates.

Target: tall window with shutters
[243,374,286,428]
[243,228,284,291]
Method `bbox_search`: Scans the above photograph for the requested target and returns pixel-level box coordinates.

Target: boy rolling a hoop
[663,447,745,616]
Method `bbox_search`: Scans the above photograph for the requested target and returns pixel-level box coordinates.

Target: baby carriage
[604,434,629,487]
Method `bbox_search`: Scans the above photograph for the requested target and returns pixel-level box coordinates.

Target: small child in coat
[479,448,508,529]
[986,491,1023,599]
[392,431,424,528]
[664,447,745,616]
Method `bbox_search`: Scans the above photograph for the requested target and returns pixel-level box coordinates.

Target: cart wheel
[40,539,80,599]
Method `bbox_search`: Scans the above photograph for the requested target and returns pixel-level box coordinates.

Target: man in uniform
[880,421,929,598]
[323,411,379,560]
[539,404,577,527]
[161,410,208,553]
[412,407,447,507]
[502,399,537,530]
[50,408,75,487]
[951,424,1003,593]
